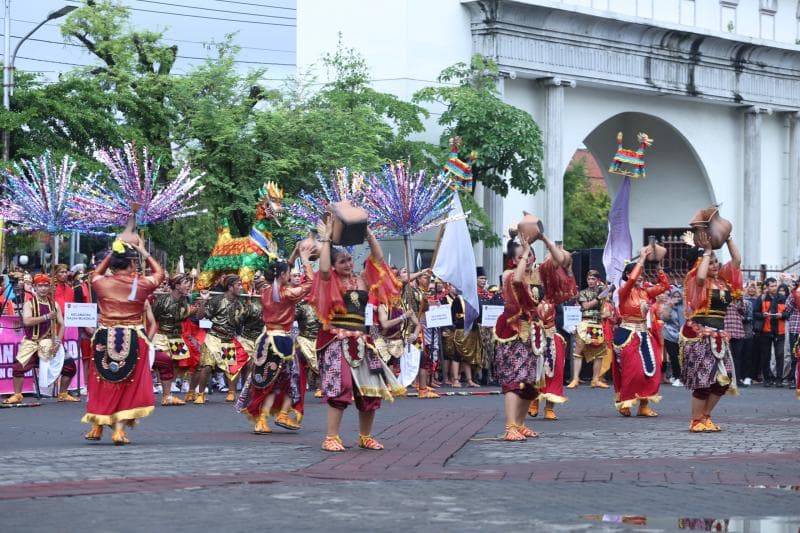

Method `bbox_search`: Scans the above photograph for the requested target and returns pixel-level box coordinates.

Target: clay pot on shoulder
[689,206,732,250]
[517,211,544,242]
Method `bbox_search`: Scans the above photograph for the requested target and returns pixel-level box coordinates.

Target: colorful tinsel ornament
[0,151,102,234]
[68,142,205,227]
[361,161,463,238]
[286,168,366,228]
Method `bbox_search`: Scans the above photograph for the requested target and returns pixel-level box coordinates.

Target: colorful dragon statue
[196,182,284,292]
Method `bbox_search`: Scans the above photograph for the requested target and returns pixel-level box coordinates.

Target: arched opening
[565,111,715,279]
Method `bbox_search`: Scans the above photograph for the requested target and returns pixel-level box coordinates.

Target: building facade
[297,0,800,283]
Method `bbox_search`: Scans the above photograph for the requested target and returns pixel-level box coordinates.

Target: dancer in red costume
[611,246,670,417]
[242,244,314,434]
[1,274,77,405]
[682,236,742,432]
[494,227,573,441]
[313,217,405,452]
[82,237,165,444]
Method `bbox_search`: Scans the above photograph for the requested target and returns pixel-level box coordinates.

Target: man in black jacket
[753,278,789,387]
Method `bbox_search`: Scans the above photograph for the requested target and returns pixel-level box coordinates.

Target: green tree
[61,0,179,170]
[413,55,545,247]
[563,158,611,249]
[255,39,434,193]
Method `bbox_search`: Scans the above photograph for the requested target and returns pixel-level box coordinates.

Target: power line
[16,55,94,68]
[209,0,295,10]
[130,0,294,20]
[163,36,294,54]
[3,34,295,67]
[125,6,295,26]
[9,6,296,28]
[6,21,295,53]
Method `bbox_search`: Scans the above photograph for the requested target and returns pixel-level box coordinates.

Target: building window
[760,0,777,39]
[720,1,738,32]
[680,0,696,25]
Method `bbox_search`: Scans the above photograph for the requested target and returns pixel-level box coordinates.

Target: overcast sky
[2,0,296,83]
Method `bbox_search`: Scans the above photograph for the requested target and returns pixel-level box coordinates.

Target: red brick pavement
[1,408,798,501]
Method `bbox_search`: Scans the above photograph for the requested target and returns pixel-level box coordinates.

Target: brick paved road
[1,384,798,531]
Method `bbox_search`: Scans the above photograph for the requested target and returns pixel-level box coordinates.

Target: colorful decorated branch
[361,161,461,239]
[0,151,98,234]
[69,142,205,227]
[286,168,365,229]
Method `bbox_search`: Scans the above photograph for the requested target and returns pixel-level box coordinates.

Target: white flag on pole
[432,193,478,330]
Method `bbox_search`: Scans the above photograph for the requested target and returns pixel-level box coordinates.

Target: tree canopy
[563,158,611,250]
[0,3,546,265]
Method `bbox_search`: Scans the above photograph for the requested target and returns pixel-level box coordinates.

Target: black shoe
[775,381,785,388]
[764,381,773,387]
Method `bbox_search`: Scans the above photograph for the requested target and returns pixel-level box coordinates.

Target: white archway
[580,111,716,248]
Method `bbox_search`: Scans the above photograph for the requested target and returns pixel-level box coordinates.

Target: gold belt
[620,321,648,333]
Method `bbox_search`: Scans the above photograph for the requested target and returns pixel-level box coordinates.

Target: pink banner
[0,319,84,395]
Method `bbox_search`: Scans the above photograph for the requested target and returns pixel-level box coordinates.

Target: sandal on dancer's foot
[111,429,130,445]
[517,424,539,438]
[451,381,463,388]
[528,402,539,417]
[322,435,346,452]
[689,418,708,433]
[467,381,481,388]
[253,416,272,434]
[544,408,558,421]
[503,424,527,441]
[566,380,580,389]
[2,393,23,405]
[590,379,610,389]
[161,395,186,406]
[358,434,384,450]
[57,392,80,402]
[418,387,440,399]
[702,415,720,432]
[84,424,103,441]
[618,407,631,417]
[225,391,236,403]
[636,405,658,417]
[275,410,301,431]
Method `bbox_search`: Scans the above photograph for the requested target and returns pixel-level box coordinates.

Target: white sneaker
[181,381,190,393]
[79,387,88,395]
[671,379,683,387]
[154,384,163,394]
[170,383,181,393]
[743,377,752,386]
[669,377,676,384]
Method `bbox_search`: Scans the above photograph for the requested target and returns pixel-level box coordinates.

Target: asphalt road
[1,383,799,532]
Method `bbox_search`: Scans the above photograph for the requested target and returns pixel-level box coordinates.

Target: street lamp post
[3,3,78,160]
[1,2,77,269]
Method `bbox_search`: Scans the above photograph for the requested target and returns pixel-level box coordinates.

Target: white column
[473,180,485,270]
[480,74,508,285]
[742,106,771,269]
[541,78,575,244]
[483,186,504,285]
[787,112,800,262]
